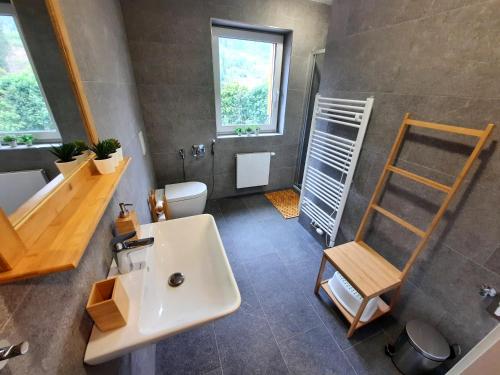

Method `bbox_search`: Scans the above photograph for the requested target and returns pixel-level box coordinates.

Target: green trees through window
[221,83,269,126]
[0,15,54,134]
[218,37,273,127]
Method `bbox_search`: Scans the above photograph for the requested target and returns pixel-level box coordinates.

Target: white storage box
[327,271,382,322]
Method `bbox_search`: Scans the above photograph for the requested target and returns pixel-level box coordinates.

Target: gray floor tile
[344,332,400,375]
[308,289,386,351]
[202,368,223,375]
[284,257,330,296]
[223,229,278,264]
[156,324,220,375]
[241,193,285,223]
[214,308,289,375]
[244,253,301,302]
[279,326,356,375]
[160,194,404,375]
[260,290,323,342]
[218,197,252,223]
[233,274,266,318]
[261,219,323,265]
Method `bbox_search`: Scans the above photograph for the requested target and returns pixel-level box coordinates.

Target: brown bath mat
[265,189,300,219]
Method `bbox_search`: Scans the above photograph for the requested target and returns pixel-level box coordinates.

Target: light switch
[138,131,146,156]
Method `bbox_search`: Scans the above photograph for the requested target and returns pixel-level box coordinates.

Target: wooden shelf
[0,158,130,283]
[320,280,390,329]
[324,241,402,298]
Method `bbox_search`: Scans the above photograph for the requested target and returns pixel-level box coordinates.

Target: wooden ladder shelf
[314,113,494,337]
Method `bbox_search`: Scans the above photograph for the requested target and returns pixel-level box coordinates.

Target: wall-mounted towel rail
[299,95,374,246]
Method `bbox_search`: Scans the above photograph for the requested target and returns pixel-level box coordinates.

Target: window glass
[212,26,284,135]
[0,14,60,140]
[219,38,274,127]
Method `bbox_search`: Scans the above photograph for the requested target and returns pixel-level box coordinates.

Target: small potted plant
[254,126,261,136]
[73,140,90,163]
[49,143,78,177]
[234,127,244,136]
[90,140,115,174]
[246,126,254,136]
[105,138,123,165]
[18,134,34,146]
[3,135,17,147]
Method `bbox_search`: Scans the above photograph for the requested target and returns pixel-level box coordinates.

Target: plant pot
[115,147,123,162]
[110,147,123,167]
[255,129,260,136]
[9,141,17,148]
[109,152,119,168]
[55,159,79,178]
[25,140,33,147]
[93,157,116,175]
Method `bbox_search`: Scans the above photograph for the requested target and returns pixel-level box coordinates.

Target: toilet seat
[164,182,206,202]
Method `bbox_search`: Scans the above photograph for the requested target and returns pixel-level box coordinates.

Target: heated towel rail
[299,95,374,246]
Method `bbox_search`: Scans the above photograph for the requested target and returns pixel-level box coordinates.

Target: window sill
[0,143,60,151]
[217,132,283,139]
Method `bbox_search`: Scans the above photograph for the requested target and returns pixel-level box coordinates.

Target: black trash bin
[387,320,460,375]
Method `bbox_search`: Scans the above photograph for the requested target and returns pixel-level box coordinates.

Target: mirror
[0,0,92,219]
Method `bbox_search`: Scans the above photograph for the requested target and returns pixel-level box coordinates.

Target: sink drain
[168,272,185,287]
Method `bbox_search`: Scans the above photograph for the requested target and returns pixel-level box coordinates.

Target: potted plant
[234,127,244,136]
[3,135,17,147]
[105,138,123,165]
[246,126,254,136]
[18,134,34,146]
[90,140,115,174]
[49,143,78,177]
[254,126,261,136]
[73,140,90,163]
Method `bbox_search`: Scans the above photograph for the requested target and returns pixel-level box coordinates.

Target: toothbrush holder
[86,276,129,332]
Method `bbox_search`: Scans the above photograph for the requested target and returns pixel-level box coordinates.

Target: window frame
[0,3,61,142]
[211,26,283,136]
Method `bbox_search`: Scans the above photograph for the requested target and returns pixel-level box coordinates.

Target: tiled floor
[155,194,401,375]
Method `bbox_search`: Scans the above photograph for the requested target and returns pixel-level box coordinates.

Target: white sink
[84,214,241,365]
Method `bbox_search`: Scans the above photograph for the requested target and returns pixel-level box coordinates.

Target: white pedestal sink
[84,214,241,365]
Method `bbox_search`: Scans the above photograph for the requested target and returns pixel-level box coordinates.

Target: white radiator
[0,169,48,215]
[236,152,272,188]
[299,95,374,246]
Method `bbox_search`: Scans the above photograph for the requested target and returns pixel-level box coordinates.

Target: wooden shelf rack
[319,280,390,330]
[0,157,130,283]
[315,114,494,337]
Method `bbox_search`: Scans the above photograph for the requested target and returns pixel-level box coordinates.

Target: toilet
[163,181,207,219]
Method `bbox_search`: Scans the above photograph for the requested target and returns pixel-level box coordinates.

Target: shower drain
[168,272,185,287]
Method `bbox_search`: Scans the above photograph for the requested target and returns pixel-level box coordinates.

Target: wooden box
[86,277,129,332]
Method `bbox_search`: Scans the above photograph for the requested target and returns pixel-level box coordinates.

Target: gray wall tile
[304,0,500,363]
[120,0,330,198]
[0,1,155,374]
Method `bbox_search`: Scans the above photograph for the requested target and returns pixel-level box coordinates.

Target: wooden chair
[314,113,494,337]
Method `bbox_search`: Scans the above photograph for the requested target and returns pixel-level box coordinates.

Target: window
[0,4,61,142]
[211,26,283,135]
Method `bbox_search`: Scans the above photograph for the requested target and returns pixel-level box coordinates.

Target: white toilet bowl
[164,181,207,219]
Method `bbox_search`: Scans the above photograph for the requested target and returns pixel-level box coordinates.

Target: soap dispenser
[115,203,140,239]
